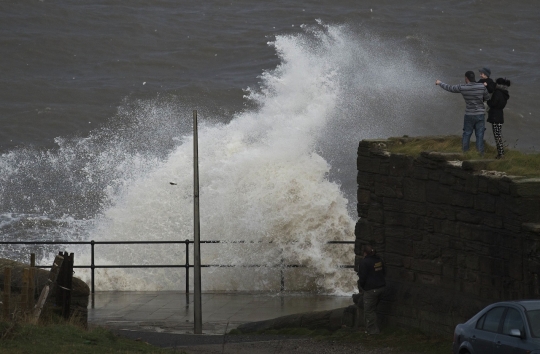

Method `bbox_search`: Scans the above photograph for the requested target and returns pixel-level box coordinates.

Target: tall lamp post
[193,110,202,334]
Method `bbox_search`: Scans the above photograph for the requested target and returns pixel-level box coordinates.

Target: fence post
[56,251,73,319]
[28,266,36,310]
[91,240,95,294]
[55,252,65,308]
[61,253,73,319]
[21,268,29,312]
[32,255,64,324]
[185,239,190,305]
[3,267,11,320]
[29,253,36,310]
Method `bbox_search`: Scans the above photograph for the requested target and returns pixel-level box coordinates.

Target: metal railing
[0,239,354,298]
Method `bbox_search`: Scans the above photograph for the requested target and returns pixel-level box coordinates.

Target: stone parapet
[355,138,540,335]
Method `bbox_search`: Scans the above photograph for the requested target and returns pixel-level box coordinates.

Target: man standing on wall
[436,71,489,155]
[358,244,386,335]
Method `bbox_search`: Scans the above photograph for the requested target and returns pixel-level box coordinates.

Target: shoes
[495,154,504,160]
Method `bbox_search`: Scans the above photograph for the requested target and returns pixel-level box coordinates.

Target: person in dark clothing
[357,245,386,334]
[478,67,496,94]
[487,78,511,159]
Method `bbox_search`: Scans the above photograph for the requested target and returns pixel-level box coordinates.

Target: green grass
[229,326,451,353]
[485,151,540,178]
[0,321,185,354]
[386,135,540,177]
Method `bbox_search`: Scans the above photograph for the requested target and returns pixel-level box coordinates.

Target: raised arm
[438,82,462,93]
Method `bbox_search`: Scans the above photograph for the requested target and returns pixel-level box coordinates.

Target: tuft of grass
[385,135,540,177]
[485,151,540,178]
[0,321,186,354]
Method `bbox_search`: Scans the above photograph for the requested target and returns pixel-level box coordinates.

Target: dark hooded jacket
[487,85,510,124]
[478,77,496,95]
[358,253,386,291]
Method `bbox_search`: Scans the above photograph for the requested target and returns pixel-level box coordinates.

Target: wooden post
[62,253,74,319]
[28,267,36,310]
[3,267,11,320]
[31,255,64,324]
[20,268,29,311]
[29,253,36,310]
[55,252,66,308]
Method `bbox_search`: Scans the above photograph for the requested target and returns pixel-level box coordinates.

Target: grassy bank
[229,326,451,353]
[0,307,451,354]
[0,321,185,354]
[386,135,540,177]
[0,321,451,354]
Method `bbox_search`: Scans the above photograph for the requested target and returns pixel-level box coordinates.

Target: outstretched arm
[438,82,462,93]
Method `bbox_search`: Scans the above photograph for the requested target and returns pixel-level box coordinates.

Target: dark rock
[0,257,89,324]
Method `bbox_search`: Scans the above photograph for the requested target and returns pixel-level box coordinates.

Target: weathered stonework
[356,138,540,335]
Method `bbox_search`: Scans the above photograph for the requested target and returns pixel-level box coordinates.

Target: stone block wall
[355,138,540,334]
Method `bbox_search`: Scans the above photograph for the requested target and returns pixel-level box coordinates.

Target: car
[453,300,540,354]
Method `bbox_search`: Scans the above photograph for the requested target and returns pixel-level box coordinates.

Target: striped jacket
[439,82,489,115]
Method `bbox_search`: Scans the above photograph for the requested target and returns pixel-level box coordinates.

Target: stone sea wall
[355,137,540,335]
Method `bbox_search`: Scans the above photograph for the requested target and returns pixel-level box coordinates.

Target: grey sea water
[0,0,538,292]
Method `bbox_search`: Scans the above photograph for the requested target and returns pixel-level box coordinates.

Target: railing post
[185,239,190,305]
[280,250,285,292]
[91,240,95,295]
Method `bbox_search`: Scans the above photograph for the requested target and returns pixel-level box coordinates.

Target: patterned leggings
[492,123,504,156]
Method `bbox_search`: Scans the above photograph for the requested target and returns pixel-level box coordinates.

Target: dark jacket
[478,78,496,95]
[358,254,386,291]
[487,85,510,124]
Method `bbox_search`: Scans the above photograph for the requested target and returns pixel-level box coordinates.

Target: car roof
[492,300,540,311]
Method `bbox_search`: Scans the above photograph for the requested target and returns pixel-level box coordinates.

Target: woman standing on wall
[487,78,511,159]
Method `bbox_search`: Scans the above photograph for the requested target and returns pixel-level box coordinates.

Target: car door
[468,306,506,353]
[493,307,528,354]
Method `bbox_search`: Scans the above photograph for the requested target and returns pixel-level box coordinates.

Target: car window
[477,307,505,333]
[526,310,540,338]
[476,314,486,329]
[502,308,524,335]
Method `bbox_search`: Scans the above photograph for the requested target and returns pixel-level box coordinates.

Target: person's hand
[435,80,441,85]
[483,82,487,86]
